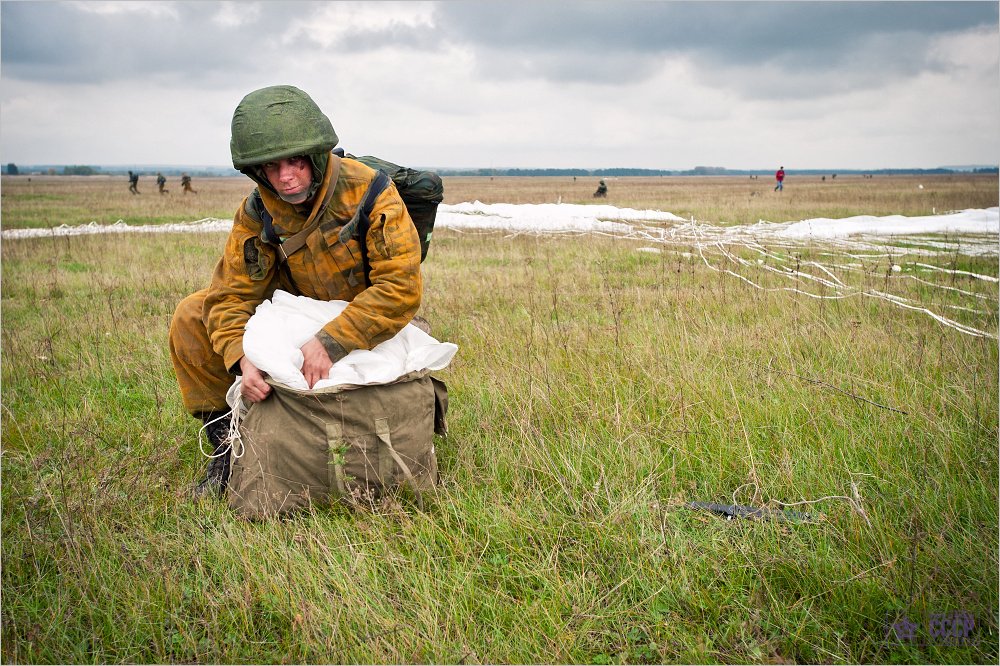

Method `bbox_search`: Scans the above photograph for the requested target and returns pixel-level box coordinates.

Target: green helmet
[230,85,338,170]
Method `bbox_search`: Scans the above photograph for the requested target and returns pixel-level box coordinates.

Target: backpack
[347,152,443,263]
[251,152,443,286]
[227,374,448,519]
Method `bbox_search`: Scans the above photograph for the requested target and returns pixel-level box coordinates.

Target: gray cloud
[0,1,314,84]
[1,1,996,169]
[4,1,995,94]
[436,1,997,61]
[433,1,998,90]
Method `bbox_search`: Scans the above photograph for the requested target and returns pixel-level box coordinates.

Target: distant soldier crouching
[593,179,608,198]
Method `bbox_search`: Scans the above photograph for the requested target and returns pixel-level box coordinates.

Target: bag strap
[374,417,424,510]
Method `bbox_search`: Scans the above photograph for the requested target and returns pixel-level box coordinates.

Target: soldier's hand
[239,357,271,403]
[300,336,333,389]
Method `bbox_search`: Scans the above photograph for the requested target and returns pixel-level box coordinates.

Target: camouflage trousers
[169,288,234,416]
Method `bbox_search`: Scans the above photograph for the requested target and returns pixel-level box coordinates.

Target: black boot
[192,411,232,499]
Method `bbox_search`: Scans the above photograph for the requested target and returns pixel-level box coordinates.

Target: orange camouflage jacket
[203,155,422,372]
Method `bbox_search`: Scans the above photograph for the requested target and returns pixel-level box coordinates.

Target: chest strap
[258,155,342,261]
[256,163,390,288]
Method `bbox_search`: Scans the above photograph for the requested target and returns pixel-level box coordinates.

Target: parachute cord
[197,406,247,460]
[228,404,246,459]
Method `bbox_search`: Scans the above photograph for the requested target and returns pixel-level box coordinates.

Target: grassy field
[2,172,997,229]
[1,175,998,663]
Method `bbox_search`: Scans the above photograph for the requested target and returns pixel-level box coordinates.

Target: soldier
[128,170,140,194]
[157,172,169,194]
[593,178,608,198]
[181,173,197,194]
[168,85,423,498]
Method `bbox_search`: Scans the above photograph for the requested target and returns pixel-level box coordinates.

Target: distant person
[774,166,785,192]
[181,173,197,194]
[128,170,140,194]
[157,172,169,194]
[593,178,608,198]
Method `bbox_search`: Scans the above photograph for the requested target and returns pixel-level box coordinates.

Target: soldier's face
[262,156,313,204]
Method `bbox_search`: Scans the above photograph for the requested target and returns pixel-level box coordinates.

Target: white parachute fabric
[0,218,233,239]
[436,201,686,233]
[774,207,999,239]
[239,290,457,391]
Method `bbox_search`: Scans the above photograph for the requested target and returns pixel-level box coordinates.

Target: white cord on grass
[733,481,872,526]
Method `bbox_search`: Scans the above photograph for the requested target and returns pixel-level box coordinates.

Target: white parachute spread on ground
[5,202,996,249]
[4,203,997,338]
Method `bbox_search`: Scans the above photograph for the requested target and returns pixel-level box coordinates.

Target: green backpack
[252,152,443,285]
[347,152,444,263]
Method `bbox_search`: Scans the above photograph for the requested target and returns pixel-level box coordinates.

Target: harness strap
[355,170,391,287]
[259,155,343,262]
[259,160,389,291]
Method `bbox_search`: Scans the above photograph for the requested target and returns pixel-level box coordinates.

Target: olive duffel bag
[227,372,448,519]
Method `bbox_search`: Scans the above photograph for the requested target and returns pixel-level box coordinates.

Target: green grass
[2,225,997,663]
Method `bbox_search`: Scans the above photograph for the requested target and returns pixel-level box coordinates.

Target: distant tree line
[435,166,999,177]
[3,163,996,177]
[62,165,101,175]
[436,167,679,177]
[1,164,241,177]
[2,163,103,175]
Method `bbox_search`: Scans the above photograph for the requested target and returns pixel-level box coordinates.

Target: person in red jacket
[774,166,785,191]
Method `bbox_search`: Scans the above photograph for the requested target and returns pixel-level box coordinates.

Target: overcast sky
[1,0,997,170]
